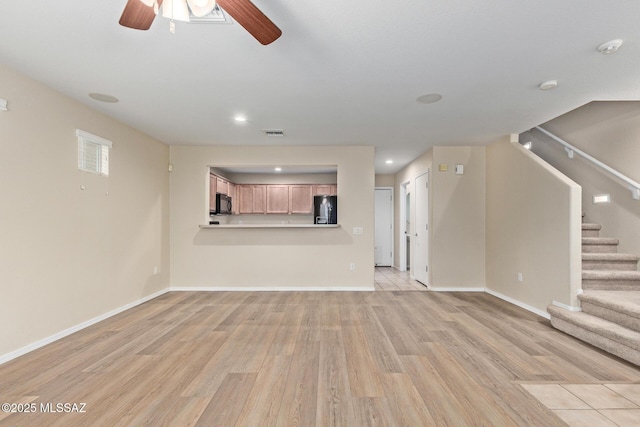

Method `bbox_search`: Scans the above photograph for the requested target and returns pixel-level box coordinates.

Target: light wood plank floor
[1,290,639,426]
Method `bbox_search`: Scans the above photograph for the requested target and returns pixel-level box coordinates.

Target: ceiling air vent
[263,129,285,137]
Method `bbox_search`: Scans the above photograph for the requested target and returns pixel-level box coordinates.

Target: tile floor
[374,267,640,425]
[374,266,428,291]
[521,383,640,426]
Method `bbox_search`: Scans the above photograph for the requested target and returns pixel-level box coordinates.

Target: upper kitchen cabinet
[216,176,229,196]
[239,185,267,214]
[290,185,313,214]
[312,184,337,196]
[266,185,290,214]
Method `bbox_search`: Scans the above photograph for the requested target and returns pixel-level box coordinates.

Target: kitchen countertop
[199,223,340,229]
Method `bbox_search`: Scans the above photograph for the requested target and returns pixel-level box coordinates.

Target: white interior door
[374,188,393,267]
[414,172,429,284]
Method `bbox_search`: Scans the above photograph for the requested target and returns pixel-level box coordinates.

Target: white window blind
[77,129,112,176]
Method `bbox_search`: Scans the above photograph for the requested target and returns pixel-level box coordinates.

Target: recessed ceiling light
[89,93,119,103]
[416,93,443,104]
[597,39,623,54]
[385,159,393,164]
[539,80,558,90]
[234,116,247,122]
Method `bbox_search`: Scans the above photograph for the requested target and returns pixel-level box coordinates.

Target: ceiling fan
[119,0,282,45]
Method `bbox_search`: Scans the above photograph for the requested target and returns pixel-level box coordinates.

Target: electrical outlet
[153,266,159,276]
[350,263,356,271]
[517,272,523,282]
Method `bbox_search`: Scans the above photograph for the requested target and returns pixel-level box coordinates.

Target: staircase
[548,223,640,366]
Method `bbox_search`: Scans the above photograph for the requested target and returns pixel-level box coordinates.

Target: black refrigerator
[313,195,337,224]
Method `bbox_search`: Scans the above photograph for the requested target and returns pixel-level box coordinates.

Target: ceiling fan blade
[119,0,164,30]
[217,0,282,45]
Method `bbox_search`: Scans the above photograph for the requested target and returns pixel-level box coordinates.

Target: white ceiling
[2,1,640,173]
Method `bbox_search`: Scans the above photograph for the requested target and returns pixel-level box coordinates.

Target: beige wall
[375,174,395,187]
[0,65,170,358]
[431,146,486,288]
[392,146,485,288]
[169,145,375,289]
[486,137,582,312]
[525,101,640,256]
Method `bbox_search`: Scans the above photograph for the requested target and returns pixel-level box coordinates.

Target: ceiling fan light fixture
[163,0,190,22]
[187,0,216,17]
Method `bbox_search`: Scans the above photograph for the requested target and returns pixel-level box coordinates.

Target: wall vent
[263,129,285,137]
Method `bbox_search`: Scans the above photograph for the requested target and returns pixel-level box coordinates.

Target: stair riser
[582,230,600,238]
[581,302,640,333]
[582,280,640,291]
[550,317,640,365]
[582,261,639,271]
[582,244,618,253]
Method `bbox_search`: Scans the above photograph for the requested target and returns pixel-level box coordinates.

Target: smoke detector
[539,80,558,90]
[597,39,623,54]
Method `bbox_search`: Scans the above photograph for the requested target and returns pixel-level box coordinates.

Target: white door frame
[414,171,429,285]
[374,187,394,267]
[398,180,411,272]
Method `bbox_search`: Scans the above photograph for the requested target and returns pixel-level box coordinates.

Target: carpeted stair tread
[582,237,619,245]
[578,291,640,320]
[583,270,640,280]
[547,304,640,352]
[582,237,620,253]
[582,253,640,262]
[582,253,640,271]
[582,223,602,230]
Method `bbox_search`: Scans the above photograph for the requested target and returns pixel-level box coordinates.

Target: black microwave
[215,193,232,215]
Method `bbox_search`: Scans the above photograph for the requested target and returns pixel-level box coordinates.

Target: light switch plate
[455,164,464,175]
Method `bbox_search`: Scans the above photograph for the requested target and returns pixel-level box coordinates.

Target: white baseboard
[0,288,169,366]
[430,287,486,292]
[170,286,376,292]
[485,288,551,319]
[552,300,582,312]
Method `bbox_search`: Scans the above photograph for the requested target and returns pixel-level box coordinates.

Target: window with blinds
[77,129,111,176]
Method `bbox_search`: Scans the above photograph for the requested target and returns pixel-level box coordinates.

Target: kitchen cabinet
[228,183,238,214]
[252,185,266,213]
[312,184,337,196]
[289,185,313,214]
[239,185,267,214]
[209,173,217,212]
[217,177,229,195]
[266,185,290,214]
